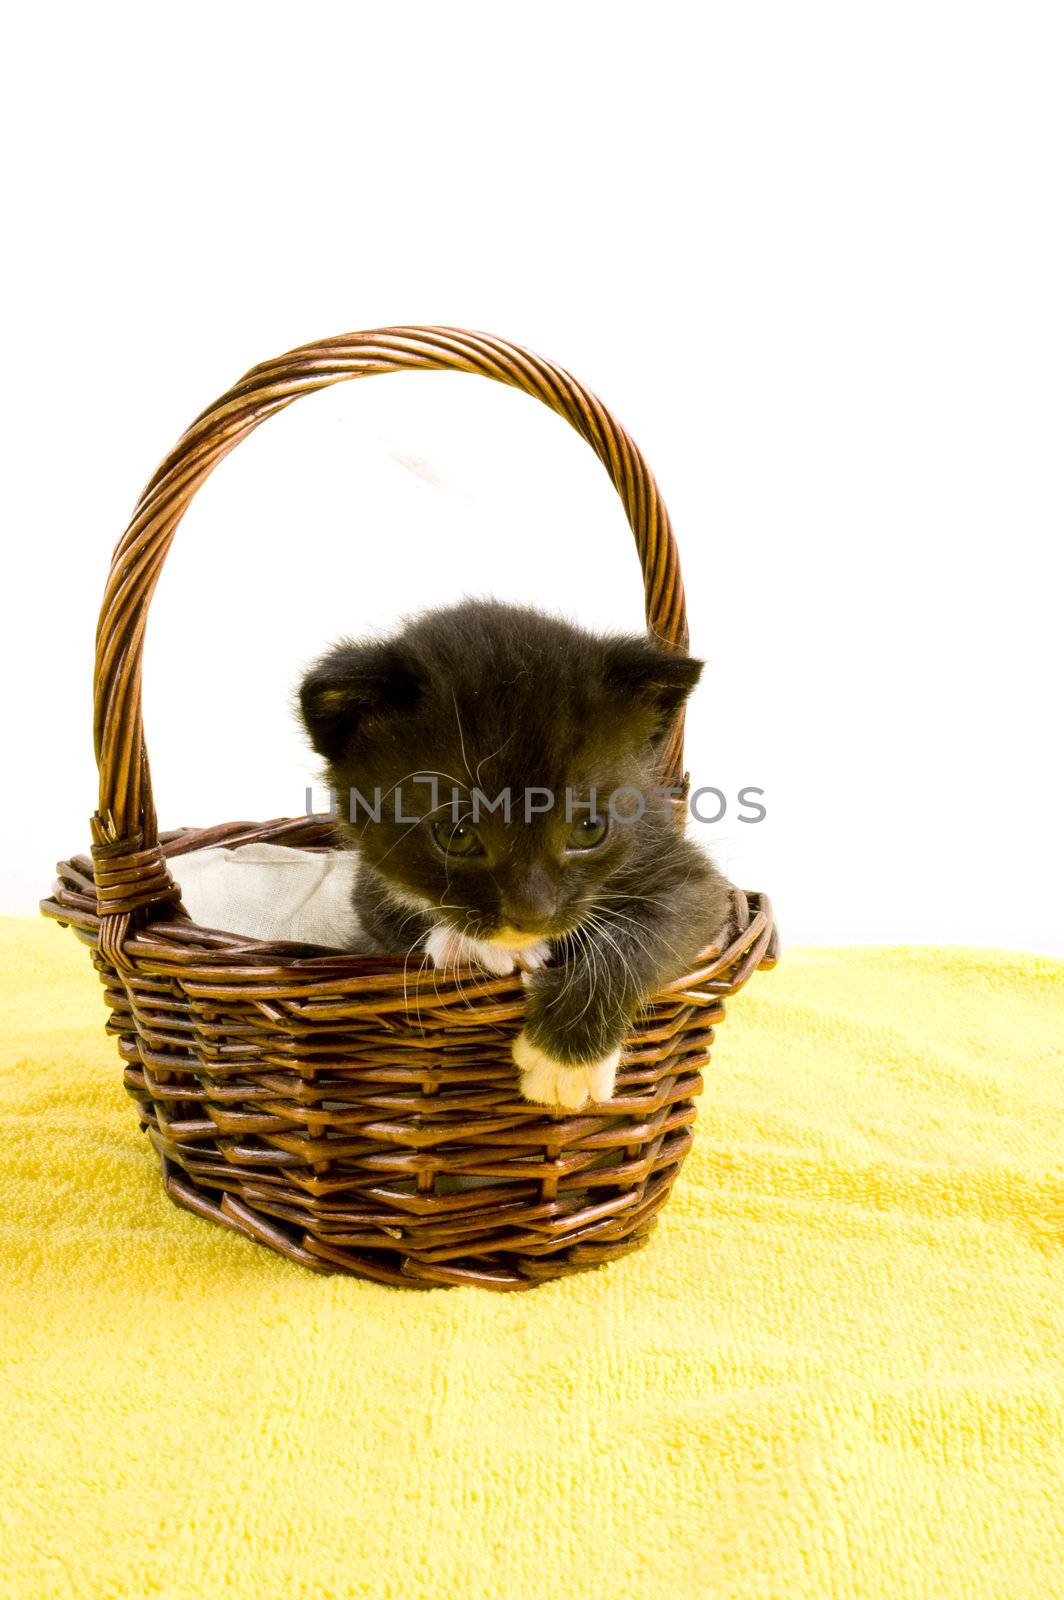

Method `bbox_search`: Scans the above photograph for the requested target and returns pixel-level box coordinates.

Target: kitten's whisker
[553,929,584,1016]
[375,767,469,808]
[580,913,625,1010]
[401,930,426,1016]
[404,946,430,1035]
[553,924,600,1031]
[594,891,676,911]
[473,730,516,791]
[575,938,605,1030]
[450,690,476,786]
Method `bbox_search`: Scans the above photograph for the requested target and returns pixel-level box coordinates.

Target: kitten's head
[297,600,701,948]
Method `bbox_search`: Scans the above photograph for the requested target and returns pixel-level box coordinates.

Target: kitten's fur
[297,600,731,1110]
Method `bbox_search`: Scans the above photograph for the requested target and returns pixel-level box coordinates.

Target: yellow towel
[1,916,1061,1600]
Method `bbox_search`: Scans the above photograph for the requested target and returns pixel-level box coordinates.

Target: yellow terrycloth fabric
[1,917,1061,1600]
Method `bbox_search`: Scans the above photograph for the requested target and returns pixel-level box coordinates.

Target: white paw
[513,940,551,973]
[512,1031,621,1110]
[423,924,517,977]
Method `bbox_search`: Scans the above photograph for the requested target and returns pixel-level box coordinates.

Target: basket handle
[90,325,691,935]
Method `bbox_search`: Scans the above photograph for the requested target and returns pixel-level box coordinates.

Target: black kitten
[297,600,731,1110]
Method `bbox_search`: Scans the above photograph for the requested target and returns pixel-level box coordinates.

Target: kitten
[297,600,731,1111]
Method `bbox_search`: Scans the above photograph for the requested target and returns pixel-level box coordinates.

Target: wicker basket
[41,325,777,1290]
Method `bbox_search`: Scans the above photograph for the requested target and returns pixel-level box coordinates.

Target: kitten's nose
[501,868,557,933]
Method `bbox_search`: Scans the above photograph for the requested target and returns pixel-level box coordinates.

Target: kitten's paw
[512,1031,621,1110]
[513,940,551,973]
[423,925,517,977]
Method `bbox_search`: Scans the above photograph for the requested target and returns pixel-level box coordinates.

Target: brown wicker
[41,325,777,1290]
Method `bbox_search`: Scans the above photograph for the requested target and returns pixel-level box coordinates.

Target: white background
[3,2,1061,951]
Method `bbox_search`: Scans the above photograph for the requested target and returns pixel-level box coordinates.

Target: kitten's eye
[565,816,609,851]
[431,819,484,857]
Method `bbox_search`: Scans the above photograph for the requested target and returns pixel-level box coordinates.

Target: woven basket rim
[42,815,778,987]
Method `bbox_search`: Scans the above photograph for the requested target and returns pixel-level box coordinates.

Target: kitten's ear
[298,640,422,763]
[603,637,704,742]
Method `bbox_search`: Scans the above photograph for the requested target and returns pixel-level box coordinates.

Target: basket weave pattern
[42,326,776,1289]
